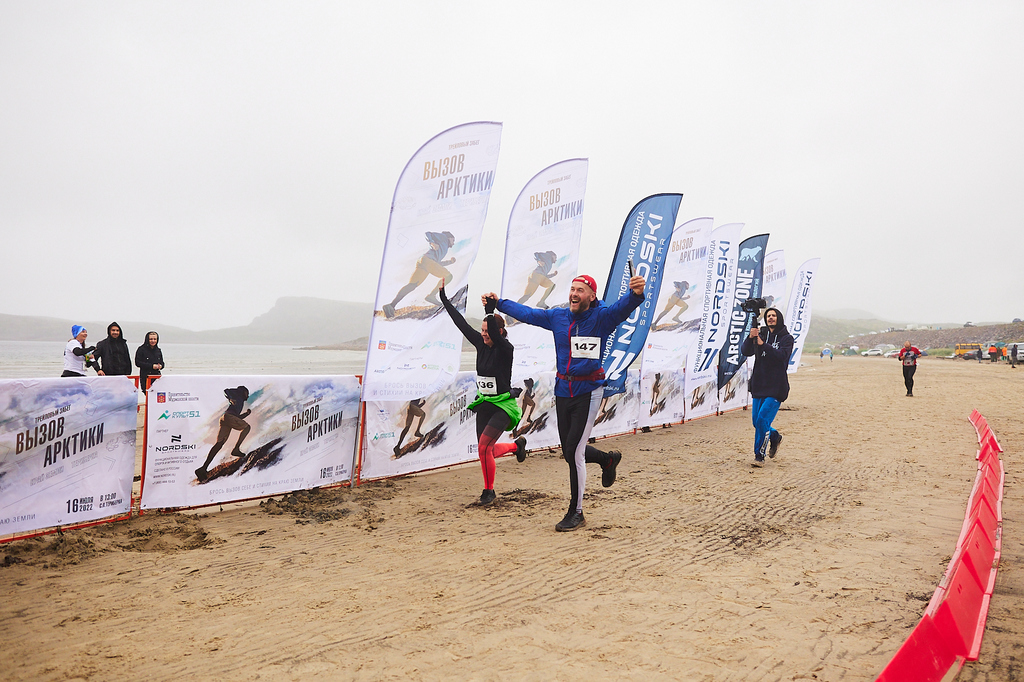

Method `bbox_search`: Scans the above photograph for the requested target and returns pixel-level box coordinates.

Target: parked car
[862,348,883,356]
[883,349,900,358]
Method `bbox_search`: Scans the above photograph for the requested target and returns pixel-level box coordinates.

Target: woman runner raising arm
[439,281,527,505]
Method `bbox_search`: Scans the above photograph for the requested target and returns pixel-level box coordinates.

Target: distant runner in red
[897,342,923,397]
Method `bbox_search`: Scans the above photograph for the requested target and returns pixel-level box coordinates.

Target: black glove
[484,296,497,315]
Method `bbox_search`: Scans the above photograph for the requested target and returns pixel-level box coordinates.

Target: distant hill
[0,297,374,346]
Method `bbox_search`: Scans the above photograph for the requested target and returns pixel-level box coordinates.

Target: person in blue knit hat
[62,325,103,377]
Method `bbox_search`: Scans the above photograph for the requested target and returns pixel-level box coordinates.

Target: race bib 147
[570,337,601,360]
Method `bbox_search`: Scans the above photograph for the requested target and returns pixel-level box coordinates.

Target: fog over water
[2,3,1022,330]
[0,341,478,380]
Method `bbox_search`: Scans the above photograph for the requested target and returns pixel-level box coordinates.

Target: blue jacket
[497,291,644,398]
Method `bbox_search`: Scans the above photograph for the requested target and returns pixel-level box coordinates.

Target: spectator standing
[63,325,103,377]
[1011,344,1018,369]
[897,341,923,397]
[93,322,133,376]
[741,308,794,467]
[135,331,164,390]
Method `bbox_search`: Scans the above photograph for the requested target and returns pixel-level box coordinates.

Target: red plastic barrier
[875,613,964,681]
[981,430,1003,454]
[959,521,998,595]
[931,558,991,660]
[959,491,1000,550]
[880,413,1004,679]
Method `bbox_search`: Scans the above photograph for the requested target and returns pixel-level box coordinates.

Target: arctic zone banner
[591,369,640,439]
[359,372,478,481]
[600,193,683,396]
[363,122,502,402]
[684,222,744,420]
[140,375,360,509]
[0,377,137,536]
[786,258,820,373]
[500,159,589,380]
[718,233,769,389]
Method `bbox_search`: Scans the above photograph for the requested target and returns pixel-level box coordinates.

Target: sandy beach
[1,356,1020,681]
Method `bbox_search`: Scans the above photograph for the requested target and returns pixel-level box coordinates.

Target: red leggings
[475,402,516,490]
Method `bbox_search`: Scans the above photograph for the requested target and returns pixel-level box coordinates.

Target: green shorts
[468,391,522,431]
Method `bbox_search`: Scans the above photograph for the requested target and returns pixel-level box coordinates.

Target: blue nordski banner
[718,233,770,388]
[600,193,683,396]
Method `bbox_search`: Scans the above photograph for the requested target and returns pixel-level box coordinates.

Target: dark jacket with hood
[93,322,133,375]
[741,307,794,403]
[135,331,164,389]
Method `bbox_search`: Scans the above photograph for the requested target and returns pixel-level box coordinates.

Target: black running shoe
[382,303,396,319]
[602,450,622,487]
[515,436,527,463]
[479,489,496,505]
[555,511,586,532]
[751,457,764,468]
[195,467,208,482]
[769,432,782,458]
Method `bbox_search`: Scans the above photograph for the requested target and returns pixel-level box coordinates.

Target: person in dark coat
[135,331,164,390]
[93,322,133,376]
[741,307,795,467]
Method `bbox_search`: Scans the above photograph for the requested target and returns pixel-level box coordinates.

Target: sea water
[0,340,476,380]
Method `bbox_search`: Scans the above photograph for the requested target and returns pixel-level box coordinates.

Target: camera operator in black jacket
[741,307,794,468]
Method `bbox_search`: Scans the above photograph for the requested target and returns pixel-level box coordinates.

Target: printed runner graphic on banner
[359,372,478,481]
[718,233,770,390]
[509,372,559,451]
[501,159,589,380]
[640,367,686,425]
[364,122,503,401]
[685,223,744,420]
[719,360,749,413]
[600,193,683,396]
[639,216,714,427]
[591,369,640,439]
[141,376,360,509]
[0,377,137,536]
[786,258,821,373]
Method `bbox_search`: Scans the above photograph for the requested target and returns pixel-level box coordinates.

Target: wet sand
[1,356,1020,681]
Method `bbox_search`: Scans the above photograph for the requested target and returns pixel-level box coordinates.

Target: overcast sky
[2,2,1022,331]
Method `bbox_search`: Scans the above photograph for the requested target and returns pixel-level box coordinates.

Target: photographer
[741,307,794,468]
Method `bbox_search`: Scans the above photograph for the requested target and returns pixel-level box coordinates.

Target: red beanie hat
[572,275,597,292]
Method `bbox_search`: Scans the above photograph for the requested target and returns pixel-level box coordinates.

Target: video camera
[740,297,767,314]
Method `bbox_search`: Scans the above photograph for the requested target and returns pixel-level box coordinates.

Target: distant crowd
[63,323,165,388]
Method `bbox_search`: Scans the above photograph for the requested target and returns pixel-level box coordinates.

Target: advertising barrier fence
[4,364,751,541]
[140,375,361,510]
[0,377,137,539]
